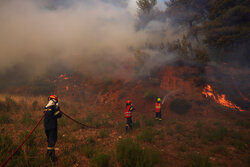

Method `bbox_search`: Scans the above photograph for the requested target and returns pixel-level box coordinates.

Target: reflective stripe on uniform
[47,147,54,150]
[54,111,60,116]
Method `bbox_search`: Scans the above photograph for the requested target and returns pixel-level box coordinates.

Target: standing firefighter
[155,97,162,121]
[124,100,135,132]
[44,95,61,161]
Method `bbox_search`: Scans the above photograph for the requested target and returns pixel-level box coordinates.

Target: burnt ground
[0,65,249,167]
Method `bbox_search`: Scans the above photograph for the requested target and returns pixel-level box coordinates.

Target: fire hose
[60,110,99,129]
[0,110,48,167]
[0,110,98,167]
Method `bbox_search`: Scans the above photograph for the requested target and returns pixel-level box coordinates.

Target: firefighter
[44,95,61,162]
[155,97,162,121]
[124,100,135,132]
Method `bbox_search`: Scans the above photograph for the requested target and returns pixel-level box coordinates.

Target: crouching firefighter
[155,98,162,121]
[124,100,135,132]
[44,95,61,161]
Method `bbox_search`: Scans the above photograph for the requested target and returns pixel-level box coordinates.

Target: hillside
[1,64,249,167]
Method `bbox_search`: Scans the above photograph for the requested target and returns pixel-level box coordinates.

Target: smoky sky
[0,0,149,75]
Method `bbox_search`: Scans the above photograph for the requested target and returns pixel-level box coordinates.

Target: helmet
[157,97,161,102]
[48,95,58,101]
[126,100,131,105]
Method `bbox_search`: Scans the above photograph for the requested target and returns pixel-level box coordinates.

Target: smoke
[0,0,151,76]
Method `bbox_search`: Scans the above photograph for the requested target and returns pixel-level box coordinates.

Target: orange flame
[65,85,69,91]
[58,74,69,80]
[202,85,244,112]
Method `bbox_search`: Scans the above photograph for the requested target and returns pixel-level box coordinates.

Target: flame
[65,85,69,91]
[202,85,244,112]
[58,74,69,80]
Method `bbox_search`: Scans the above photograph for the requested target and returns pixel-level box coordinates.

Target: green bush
[170,98,192,114]
[0,97,20,112]
[167,128,174,136]
[137,128,156,143]
[0,133,47,167]
[188,153,214,167]
[0,113,12,124]
[81,144,96,158]
[206,126,228,142]
[144,90,157,100]
[212,145,228,155]
[32,100,38,110]
[116,138,159,167]
[231,140,246,150]
[86,136,96,145]
[150,78,160,86]
[133,120,141,129]
[98,129,109,138]
[235,120,250,129]
[143,117,155,127]
[90,153,111,167]
[175,124,184,134]
[21,112,35,125]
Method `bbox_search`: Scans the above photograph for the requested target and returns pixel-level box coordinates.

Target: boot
[51,150,58,162]
[125,125,129,132]
[47,150,57,162]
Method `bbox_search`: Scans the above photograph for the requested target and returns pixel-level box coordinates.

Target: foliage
[187,153,214,167]
[136,0,157,12]
[204,0,250,48]
[98,129,109,138]
[0,97,20,112]
[90,153,111,167]
[137,128,156,143]
[21,112,35,125]
[31,100,39,111]
[170,98,192,114]
[206,126,228,142]
[0,113,12,124]
[143,117,155,127]
[81,144,96,158]
[143,90,157,100]
[116,138,159,167]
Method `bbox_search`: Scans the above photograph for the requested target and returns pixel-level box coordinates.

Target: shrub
[175,124,184,134]
[81,144,96,158]
[231,140,246,150]
[212,145,228,155]
[235,120,250,129]
[144,90,157,100]
[90,153,111,167]
[150,78,160,86]
[143,117,155,127]
[137,128,156,143]
[32,100,38,110]
[98,129,109,138]
[86,112,95,124]
[177,144,187,152]
[19,131,36,148]
[133,120,141,129]
[86,136,96,145]
[21,112,35,125]
[206,126,228,142]
[170,98,192,114]
[187,153,214,167]
[0,97,20,112]
[116,138,159,167]
[167,128,174,136]
[0,113,12,124]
